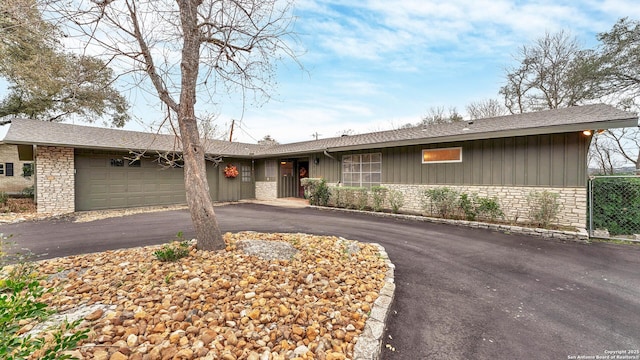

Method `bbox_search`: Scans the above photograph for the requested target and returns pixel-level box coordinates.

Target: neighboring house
[0,143,34,194]
[2,104,637,230]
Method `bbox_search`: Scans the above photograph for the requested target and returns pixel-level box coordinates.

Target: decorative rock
[173,348,194,359]
[109,351,128,360]
[127,333,138,347]
[85,308,104,321]
[29,232,394,360]
[94,350,110,360]
[169,330,186,344]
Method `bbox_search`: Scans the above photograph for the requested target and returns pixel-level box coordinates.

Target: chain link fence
[588,176,640,242]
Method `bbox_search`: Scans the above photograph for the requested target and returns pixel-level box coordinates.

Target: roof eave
[326,117,639,153]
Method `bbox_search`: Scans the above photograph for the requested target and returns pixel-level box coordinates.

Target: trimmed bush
[422,187,460,219]
[370,186,388,212]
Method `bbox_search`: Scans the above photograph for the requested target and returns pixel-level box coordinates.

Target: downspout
[323,149,336,161]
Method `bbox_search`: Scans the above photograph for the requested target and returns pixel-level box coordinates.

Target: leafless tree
[48,0,297,250]
[466,99,507,119]
[602,128,640,174]
[500,30,596,114]
[422,106,463,125]
[589,133,619,175]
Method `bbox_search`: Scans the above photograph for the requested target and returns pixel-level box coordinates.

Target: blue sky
[2,0,639,144]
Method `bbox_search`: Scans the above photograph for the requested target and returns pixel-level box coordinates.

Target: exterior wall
[383,183,587,229]
[36,146,75,214]
[255,181,277,200]
[0,144,34,193]
[379,133,590,187]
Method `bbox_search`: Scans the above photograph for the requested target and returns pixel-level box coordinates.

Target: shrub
[476,196,504,222]
[355,188,369,210]
[0,235,89,359]
[343,187,359,209]
[422,187,460,219]
[301,178,330,206]
[527,190,561,228]
[21,186,34,199]
[330,187,345,208]
[370,186,388,212]
[153,232,190,262]
[388,190,404,214]
[458,193,477,220]
[0,192,7,206]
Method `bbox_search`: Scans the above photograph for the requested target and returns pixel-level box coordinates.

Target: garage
[75,150,186,211]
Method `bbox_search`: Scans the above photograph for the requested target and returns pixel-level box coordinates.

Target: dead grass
[0,198,37,214]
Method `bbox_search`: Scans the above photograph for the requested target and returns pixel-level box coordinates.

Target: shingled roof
[2,104,637,158]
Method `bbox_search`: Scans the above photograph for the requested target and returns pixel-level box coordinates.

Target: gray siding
[309,152,341,182]
[323,133,589,187]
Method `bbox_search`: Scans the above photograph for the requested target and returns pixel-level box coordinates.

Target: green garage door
[75,152,186,211]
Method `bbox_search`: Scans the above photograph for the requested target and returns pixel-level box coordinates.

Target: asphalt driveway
[2,203,639,359]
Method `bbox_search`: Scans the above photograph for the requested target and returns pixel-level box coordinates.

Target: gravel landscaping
[15,232,391,360]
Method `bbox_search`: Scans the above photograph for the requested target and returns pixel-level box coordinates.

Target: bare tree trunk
[177,0,224,251]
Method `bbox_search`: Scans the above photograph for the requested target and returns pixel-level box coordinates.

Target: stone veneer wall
[382,184,587,229]
[36,146,75,214]
[255,181,277,200]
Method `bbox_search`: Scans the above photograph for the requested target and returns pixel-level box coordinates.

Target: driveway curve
[2,203,639,359]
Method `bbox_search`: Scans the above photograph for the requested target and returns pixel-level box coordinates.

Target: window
[280,161,293,177]
[342,153,381,188]
[0,164,4,175]
[110,158,125,167]
[265,160,277,178]
[5,163,13,177]
[241,165,252,182]
[22,163,34,177]
[422,147,462,164]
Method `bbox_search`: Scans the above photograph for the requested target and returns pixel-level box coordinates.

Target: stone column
[36,146,75,214]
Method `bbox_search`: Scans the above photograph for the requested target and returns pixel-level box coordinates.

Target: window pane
[265,160,277,178]
[242,165,252,182]
[341,152,381,187]
[422,147,462,163]
[5,163,13,177]
[280,161,293,177]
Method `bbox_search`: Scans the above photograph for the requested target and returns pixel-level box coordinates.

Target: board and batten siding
[309,152,341,182]
[380,133,589,187]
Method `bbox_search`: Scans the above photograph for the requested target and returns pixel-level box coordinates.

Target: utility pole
[229,120,235,142]
[311,131,321,140]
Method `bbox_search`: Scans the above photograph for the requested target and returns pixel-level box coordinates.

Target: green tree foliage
[0,0,128,126]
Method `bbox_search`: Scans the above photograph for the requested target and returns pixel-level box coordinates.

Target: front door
[278,159,309,198]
